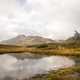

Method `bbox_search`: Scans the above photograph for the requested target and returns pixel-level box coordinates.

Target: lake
[0,53,76,80]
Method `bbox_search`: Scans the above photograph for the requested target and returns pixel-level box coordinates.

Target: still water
[0,53,75,79]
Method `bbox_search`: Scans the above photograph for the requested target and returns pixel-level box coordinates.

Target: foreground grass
[30,65,80,80]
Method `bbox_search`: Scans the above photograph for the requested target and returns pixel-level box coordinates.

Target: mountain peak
[66,31,80,43]
[74,30,80,40]
[16,34,26,38]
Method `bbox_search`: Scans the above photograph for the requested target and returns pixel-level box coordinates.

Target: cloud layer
[0,0,80,40]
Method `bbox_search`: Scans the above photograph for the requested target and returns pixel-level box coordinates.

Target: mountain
[0,35,55,46]
[1,35,27,45]
[66,31,80,43]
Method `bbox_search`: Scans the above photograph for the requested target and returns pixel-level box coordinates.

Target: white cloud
[0,0,80,40]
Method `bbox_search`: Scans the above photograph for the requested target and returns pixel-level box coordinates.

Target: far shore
[0,44,80,57]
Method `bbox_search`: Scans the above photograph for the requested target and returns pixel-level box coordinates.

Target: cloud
[0,0,80,40]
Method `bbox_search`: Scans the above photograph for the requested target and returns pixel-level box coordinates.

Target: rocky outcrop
[74,31,80,40]
[66,31,80,43]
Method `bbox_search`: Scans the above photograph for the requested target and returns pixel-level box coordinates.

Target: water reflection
[0,54,75,79]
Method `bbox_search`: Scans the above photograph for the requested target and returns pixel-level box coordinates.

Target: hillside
[66,31,80,43]
[0,35,55,46]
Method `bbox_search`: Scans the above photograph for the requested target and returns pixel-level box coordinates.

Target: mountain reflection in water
[0,53,75,79]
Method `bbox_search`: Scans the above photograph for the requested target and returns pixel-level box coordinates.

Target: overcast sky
[0,0,80,40]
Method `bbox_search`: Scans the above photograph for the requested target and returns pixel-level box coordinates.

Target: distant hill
[0,35,55,46]
[62,31,80,48]
[66,31,80,43]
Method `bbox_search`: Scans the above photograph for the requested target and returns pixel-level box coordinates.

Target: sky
[0,0,80,40]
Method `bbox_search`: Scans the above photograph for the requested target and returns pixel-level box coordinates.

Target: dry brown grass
[0,44,80,56]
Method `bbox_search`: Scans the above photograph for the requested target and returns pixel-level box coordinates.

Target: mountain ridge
[0,34,55,46]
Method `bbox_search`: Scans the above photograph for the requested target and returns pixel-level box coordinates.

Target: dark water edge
[71,57,80,65]
[9,53,47,59]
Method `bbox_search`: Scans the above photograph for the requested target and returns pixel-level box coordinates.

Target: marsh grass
[0,44,80,56]
[30,66,80,80]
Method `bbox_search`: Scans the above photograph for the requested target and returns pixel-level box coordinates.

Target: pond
[0,53,75,80]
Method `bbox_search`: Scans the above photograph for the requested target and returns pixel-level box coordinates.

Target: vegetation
[30,65,80,80]
[0,44,26,53]
[0,43,80,56]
